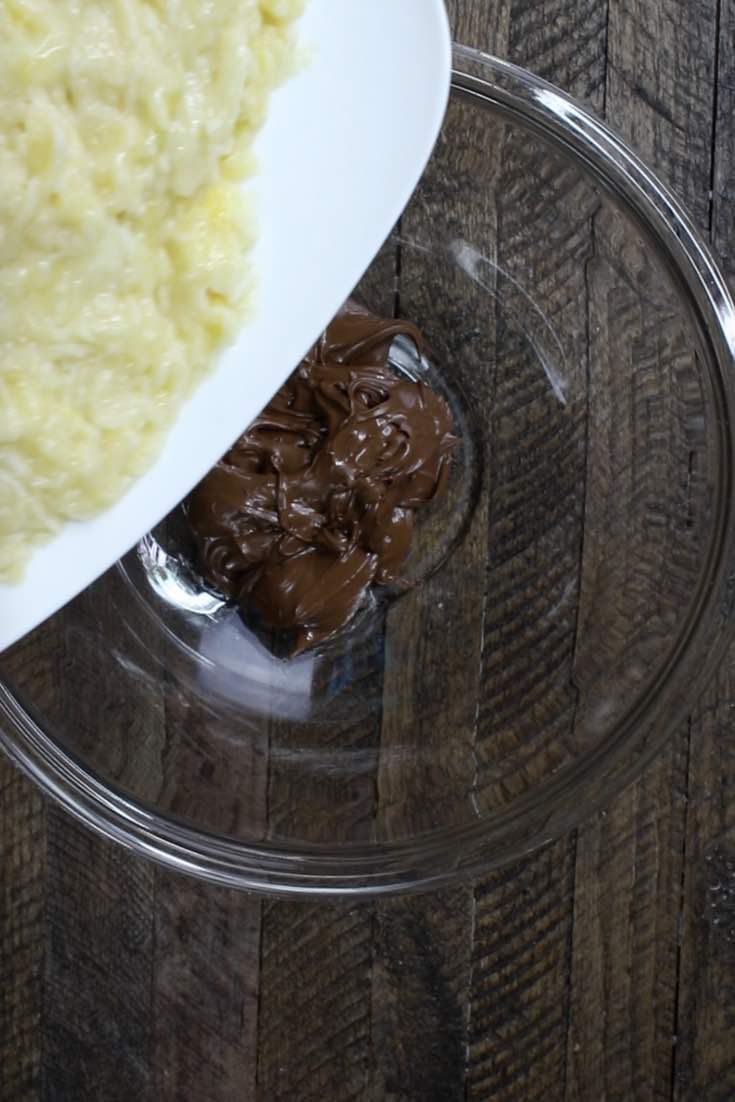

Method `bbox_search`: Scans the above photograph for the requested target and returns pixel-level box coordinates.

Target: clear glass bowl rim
[2,45,735,897]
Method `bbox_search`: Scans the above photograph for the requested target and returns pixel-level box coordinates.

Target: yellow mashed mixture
[0,0,303,581]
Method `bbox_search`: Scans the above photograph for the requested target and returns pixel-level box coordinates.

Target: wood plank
[566,753,688,1101]
[468,839,576,1101]
[371,888,474,1102]
[38,577,165,1102]
[506,0,608,103]
[376,78,500,838]
[675,664,735,1101]
[566,1,719,1099]
[41,810,155,1102]
[1,603,160,1102]
[606,0,716,228]
[472,123,598,810]
[710,0,735,283]
[264,629,385,845]
[674,6,735,1091]
[121,530,269,1101]
[0,756,44,1102]
[460,2,606,1098]
[124,549,268,1101]
[155,680,269,839]
[0,579,164,1101]
[152,871,262,1102]
[566,228,695,1098]
[373,2,605,1099]
[256,900,374,1101]
[47,574,167,804]
[445,0,510,56]
[2,578,265,1102]
[0,618,64,1102]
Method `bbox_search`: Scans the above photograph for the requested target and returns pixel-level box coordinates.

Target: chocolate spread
[187,301,457,653]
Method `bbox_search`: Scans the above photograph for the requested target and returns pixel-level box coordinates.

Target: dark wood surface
[2,1,735,1098]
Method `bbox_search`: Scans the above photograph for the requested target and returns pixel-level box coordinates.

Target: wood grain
[445,0,510,53]
[468,840,576,1102]
[461,2,604,1099]
[564,3,720,1100]
[38,579,165,1101]
[606,0,717,229]
[672,7,735,1096]
[0,605,161,1102]
[376,73,499,837]
[566,754,688,1102]
[506,0,608,104]
[256,900,374,1101]
[152,872,261,1102]
[0,623,61,1102]
[0,757,44,1102]
[711,0,734,281]
[41,813,155,1102]
[675,664,735,1101]
[371,888,474,1102]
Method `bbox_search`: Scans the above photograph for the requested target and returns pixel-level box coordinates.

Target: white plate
[0,0,451,651]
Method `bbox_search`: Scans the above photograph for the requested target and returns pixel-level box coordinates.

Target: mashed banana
[0,0,302,581]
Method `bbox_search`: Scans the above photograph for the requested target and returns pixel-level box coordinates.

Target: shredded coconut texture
[0,0,303,580]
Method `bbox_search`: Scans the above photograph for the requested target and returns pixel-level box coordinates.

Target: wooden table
[2,1,735,1098]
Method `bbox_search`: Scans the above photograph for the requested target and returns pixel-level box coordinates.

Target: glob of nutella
[187,301,457,653]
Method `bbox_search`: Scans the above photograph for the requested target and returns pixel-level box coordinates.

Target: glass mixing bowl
[3,47,735,896]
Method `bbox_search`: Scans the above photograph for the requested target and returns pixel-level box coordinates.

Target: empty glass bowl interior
[2,47,735,895]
